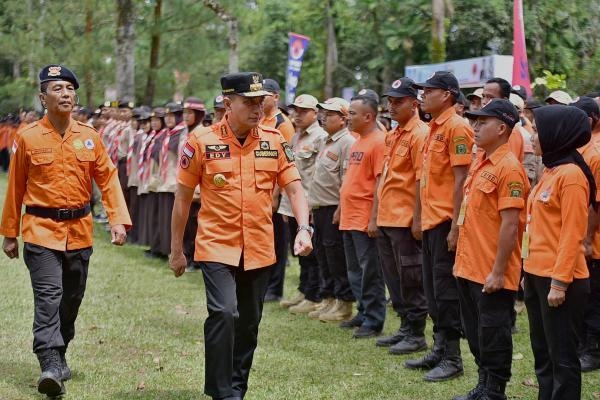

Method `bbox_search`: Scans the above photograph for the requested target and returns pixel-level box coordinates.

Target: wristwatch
[296,225,314,238]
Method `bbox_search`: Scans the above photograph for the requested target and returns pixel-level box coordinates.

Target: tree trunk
[144,0,162,106]
[84,0,94,107]
[203,0,238,73]
[324,0,337,99]
[115,0,136,102]
[431,0,445,62]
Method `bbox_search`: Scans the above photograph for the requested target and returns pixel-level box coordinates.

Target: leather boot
[580,337,600,372]
[59,348,71,381]
[36,348,65,396]
[320,300,353,322]
[390,319,427,354]
[308,298,335,319]
[279,292,305,308]
[405,331,445,370]
[376,319,410,347]
[424,339,463,381]
[453,369,486,400]
[289,299,319,314]
[481,375,507,400]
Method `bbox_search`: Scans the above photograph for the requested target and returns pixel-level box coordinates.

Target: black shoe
[352,325,381,339]
[405,332,444,370]
[423,340,463,382]
[580,339,600,372]
[36,349,65,397]
[389,335,427,355]
[376,321,410,347]
[339,315,363,329]
[59,350,71,381]
[482,376,507,400]
[453,370,486,400]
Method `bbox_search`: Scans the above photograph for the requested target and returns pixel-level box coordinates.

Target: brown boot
[319,300,353,322]
[289,299,319,314]
[308,298,335,319]
[279,292,304,309]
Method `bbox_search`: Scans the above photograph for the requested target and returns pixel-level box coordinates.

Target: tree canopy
[0,0,598,113]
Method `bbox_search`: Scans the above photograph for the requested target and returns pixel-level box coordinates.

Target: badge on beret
[215,95,224,103]
[48,66,62,77]
[391,80,402,89]
[73,139,84,150]
[213,174,227,188]
[84,139,95,150]
[358,89,367,95]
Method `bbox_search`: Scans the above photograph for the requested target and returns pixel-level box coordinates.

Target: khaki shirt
[308,127,355,208]
[278,120,327,216]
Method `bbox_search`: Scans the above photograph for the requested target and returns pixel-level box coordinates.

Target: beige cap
[317,97,349,116]
[290,94,319,110]
[545,90,573,105]
[466,88,484,100]
[509,93,525,111]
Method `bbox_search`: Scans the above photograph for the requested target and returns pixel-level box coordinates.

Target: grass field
[0,173,599,400]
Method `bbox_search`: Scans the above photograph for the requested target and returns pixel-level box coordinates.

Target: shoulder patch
[282,141,295,162]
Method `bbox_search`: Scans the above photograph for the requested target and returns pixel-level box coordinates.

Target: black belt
[26,204,91,221]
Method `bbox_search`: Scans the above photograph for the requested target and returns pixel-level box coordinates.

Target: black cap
[39,64,79,90]
[263,78,281,94]
[137,110,152,121]
[213,94,225,109]
[352,88,379,103]
[525,97,544,110]
[456,91,469,106]
[511,85,527,100]
[221,72,271,97]
[415,71,460,97]
[183,97,206,112]
[383,78,418,98]
[151,107,166,118]
[118,100,135,109]
[570,96,600,118]
[465,98,519,128]
[165,102,183,113]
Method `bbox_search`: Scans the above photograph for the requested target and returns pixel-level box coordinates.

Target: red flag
[512,0,532,96]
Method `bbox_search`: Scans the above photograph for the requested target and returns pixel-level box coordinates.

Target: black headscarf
[534,105,596,208]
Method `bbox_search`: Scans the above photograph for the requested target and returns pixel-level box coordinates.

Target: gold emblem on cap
[252,75,260,84]
[213,174,227,188]
[73,139,84,150]
[48,66,62,77]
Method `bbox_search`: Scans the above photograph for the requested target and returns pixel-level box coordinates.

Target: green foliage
[531,70,568,98]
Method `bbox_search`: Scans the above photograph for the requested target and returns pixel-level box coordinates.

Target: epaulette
[275,113,285,129]
[259,124,280,135]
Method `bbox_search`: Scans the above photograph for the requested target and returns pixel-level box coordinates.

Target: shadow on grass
[0,358,42,397]
[110,389,203,400]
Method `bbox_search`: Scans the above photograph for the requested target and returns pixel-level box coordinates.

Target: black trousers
[137,194,149,246]
[127,186,139,244]
[376,226,427,322]
[183,201,200,263]
[313,206,353,301]
[147,192,160,254]
[201,261,271,399]
[422,220,462,339]
[266,212,289,298]
[157,192,175,257]
[287,216,320,302]
[457,278,514,383]
[524,273,589,400]
[584,259,600,338]
[23,243,92,353]
[117,159,128,207]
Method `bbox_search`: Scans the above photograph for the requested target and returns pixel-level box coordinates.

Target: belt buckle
[58,209,73,220]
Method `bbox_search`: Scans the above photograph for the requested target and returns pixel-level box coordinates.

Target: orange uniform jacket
[261,111,295,143]
[454,144,530,291]
[177,119,300,270]
[508,127,524,162]
[579,140,600,259]
[523,164,590,284]
[377,115,428,227]
[0,116,132,251]
[420,107,474,230]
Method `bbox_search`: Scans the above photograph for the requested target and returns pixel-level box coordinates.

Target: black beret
[39,64,79,90]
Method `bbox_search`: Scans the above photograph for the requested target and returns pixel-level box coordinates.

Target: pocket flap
[75,151,95,162]
[254,157,278,172]
[31,153,54,165]
[205,159,233,174]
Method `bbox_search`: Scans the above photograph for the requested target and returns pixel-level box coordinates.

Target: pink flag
[512,0,532,96]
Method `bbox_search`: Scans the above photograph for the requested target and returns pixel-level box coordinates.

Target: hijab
[533,105,596,208]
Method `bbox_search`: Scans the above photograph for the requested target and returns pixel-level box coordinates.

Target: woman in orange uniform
[524,105,594,400]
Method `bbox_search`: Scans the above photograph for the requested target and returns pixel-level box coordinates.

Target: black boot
[376,318,410,347]
[581,337,600,372]
[481,375,507,400]
[453,369,486,400]
[405,331,444,370]
[390,318,427,355]
[424,339,463,381]
[59,348,72,381]
[36,349,65,397]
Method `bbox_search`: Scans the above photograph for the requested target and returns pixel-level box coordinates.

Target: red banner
[512,0,532,96]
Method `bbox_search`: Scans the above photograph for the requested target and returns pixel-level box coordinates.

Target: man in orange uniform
[169,72,312,400]
[454,99,530,400]
[338,91,387,338]
[406,71,473,381]
[571,97,600,372]
[0,65,131,397]
[375,78,429,354]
